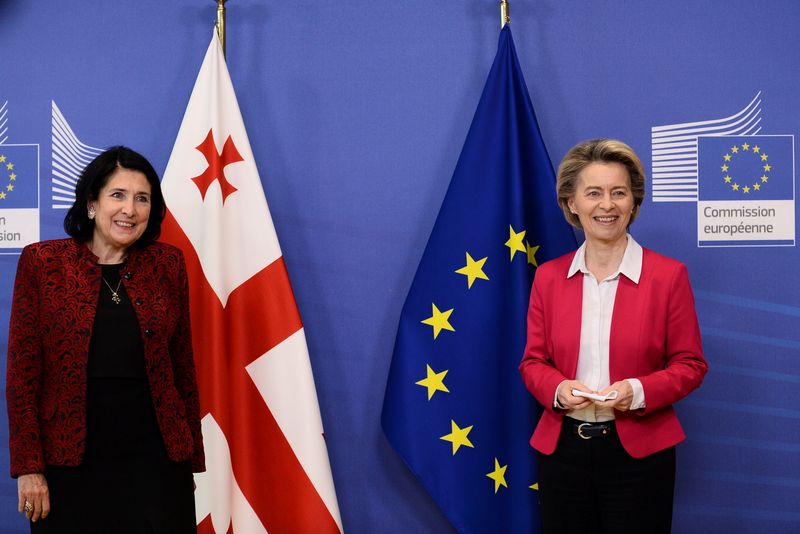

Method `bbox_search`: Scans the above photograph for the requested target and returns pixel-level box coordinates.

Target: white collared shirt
[555,234,646,422]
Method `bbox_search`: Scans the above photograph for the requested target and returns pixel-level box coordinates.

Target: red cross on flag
[160,31,342,533]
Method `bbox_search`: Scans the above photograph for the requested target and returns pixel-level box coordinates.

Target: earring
[88,207,95,220]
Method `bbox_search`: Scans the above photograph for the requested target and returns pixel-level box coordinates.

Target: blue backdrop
[1,1,798,532]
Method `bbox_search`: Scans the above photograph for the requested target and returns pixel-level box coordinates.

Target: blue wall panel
[1,1,798,532]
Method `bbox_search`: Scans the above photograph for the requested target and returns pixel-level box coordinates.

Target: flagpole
[500,0,510,28]
[215,0,227,56]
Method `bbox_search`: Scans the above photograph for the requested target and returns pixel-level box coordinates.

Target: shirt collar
[567,234,643,284]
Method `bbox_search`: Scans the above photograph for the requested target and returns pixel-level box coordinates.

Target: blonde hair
[556,138,646,229]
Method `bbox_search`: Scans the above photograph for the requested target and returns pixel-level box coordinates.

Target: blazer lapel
[609,272,644,381]
[68,242,102,367]
[555,272,583,379]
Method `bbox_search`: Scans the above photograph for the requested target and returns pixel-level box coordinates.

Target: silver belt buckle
[577,422,592,440]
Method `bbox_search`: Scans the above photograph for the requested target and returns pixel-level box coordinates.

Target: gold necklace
[102,276,122,304]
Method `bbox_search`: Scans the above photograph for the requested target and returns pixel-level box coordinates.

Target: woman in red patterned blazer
[6,146,205,532]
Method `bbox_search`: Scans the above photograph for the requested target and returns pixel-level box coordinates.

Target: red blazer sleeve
[519,261,571,412]
[6,246,46,477]
[168,250,206,472]
[637,262,707,414]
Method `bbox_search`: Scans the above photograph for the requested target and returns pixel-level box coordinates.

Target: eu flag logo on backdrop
[381,27,576,533]
[0,145,38,209]
[698,135,794,201]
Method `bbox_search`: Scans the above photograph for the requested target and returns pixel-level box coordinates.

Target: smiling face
[88,167,152,259]
[567,161,633,247]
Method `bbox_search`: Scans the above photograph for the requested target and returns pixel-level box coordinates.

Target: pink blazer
[519,247,707,459]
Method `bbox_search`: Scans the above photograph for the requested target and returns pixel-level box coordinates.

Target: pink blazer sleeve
[520,273,563,410]
[636,262,707,414]
[519,257,579,412]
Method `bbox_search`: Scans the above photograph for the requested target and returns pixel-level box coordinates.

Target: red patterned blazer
[6,238,205,477]
[520,247,708,459]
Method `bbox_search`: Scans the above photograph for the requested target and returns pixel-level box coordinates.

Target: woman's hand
[18,473,49,522]
[556,380,595,410]
[595,380,633,411]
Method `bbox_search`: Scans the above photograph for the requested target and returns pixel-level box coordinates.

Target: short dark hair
[63,146,166,247]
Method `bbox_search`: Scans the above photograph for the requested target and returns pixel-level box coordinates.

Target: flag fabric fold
[160,31,342,534]
[381,26,576,533]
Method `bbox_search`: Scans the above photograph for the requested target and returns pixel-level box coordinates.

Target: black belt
[564,417,615,440]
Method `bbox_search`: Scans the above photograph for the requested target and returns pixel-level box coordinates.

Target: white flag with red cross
[160,31,342,534]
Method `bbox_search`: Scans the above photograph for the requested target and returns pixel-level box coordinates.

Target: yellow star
[753,183,761,191]
[753,145,760,153]
[721,164,729,172]
[761,175,769,183]
[529,482,539,491]
[6,184,13,192]
[761,153,768,161]
[724,175,732,183]
[743,186,751,194]
[505,225,526,261]
[526,241,540,267]
[486,458,508,493]
[0,155,5,162]
[723,154,731,161]
[415,364,449,400]
[440,420,474,455]
[0,192,5,199]
[741,142,750,151]
[421,303,454,340]
[732,183,740,191]
[731,146,739,153]
[9,173,16,180]
[763,164,771,172]
[6,163,13,170]
[455,253,489,289]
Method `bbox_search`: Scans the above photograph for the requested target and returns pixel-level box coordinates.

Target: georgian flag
[160,31,342,534]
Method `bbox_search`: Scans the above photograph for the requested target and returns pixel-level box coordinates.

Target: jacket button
[144,329,154,337]
[135,298,143,306]
[124,272,133,280]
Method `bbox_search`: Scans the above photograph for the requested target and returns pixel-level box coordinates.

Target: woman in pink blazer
[520,139,707,533]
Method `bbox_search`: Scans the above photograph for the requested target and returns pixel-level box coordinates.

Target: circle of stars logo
[720,142,771,195]
[0,153,17,202]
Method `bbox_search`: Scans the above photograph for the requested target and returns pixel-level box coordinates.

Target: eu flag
[381,27,576,533]
[0,145,39,209]
[698,135,794,201]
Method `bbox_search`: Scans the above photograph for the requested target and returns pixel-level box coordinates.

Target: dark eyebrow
[107,188,151,196]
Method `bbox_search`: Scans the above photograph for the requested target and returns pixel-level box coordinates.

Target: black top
[34,263,196,533]
[87,264,147,379]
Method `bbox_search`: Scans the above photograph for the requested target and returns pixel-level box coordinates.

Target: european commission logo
[0,145,40,252]
[0,101,41,253]
[51,101,102,209]
[0,99,104,254]
[651,92,795,247]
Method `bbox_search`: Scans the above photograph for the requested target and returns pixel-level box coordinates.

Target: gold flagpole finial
[215,0,227,56]
[500,0,510,28]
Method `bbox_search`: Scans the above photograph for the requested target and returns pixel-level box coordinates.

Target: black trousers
[537,418,676,534]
